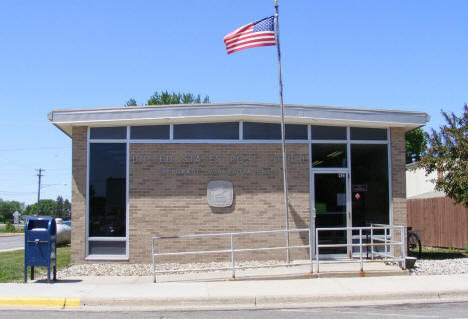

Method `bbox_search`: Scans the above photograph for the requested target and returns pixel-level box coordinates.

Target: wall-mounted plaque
[207,180,233,207]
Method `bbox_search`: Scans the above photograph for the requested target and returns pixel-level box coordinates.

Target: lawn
[0,245,70,283]
[419,246,467,260]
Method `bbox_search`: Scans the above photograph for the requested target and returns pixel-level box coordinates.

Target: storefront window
[131,125,169,139]
[90,127,126,139]
[174,122,239,139]
[351,144,389,226]
[311,126,346,140]
[350,127,387,140]
[89,143,127,239]
[243,122,307,140]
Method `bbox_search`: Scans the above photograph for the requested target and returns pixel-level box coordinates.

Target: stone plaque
[207,180,233,207]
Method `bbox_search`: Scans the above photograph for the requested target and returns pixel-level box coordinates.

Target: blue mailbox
[24,217,57,283]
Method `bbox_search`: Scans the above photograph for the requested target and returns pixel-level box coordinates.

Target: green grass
[419,246,467,260]
[0,225,24,233]
[0,245,70,283]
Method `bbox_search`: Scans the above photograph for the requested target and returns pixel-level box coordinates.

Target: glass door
[313,172,350,256]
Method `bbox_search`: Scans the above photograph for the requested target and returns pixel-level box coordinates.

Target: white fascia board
[49,103,430,137]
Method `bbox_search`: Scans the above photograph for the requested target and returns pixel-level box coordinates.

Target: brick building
[48,102,429,264]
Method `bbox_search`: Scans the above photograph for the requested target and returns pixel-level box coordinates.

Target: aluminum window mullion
[85,127,90,258]
[239,121,243,141]
[88,237,127,242]
[88,139,127,143]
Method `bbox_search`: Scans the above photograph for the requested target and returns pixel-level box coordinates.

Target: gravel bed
[409,258,468,275]
[56,260,285,277]
[55,258,468,277]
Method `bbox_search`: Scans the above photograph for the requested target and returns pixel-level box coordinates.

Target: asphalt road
[0,301,467,319]
[0,235,24,251]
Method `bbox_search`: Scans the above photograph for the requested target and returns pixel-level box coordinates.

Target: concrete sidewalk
[0,274,467,310]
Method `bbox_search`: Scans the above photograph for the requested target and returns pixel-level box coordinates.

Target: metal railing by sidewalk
[315,225,406,273]
[151,225,406,282]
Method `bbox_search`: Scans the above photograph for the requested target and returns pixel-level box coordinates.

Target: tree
[419,105,468,207]
[146,90,210,105]
[24,199,56,216]
[54,196,65,219]
[0,199,24,223]
[64,199,71,220]
[125,98,137,107]
[405,128,427,163]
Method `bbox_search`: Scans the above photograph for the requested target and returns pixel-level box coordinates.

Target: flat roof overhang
[48,102,430,137]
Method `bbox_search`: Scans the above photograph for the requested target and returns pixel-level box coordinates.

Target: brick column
[71,126,87,263]
[390,127,407,257]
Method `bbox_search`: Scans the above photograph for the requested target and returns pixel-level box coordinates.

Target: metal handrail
[152,224,407,282]
[152,228,314,282]
[315,225,406,273]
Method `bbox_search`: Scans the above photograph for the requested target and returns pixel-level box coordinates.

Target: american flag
[224,16,276,55]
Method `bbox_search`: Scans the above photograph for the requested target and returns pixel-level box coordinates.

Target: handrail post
[359,228,363,272]
[230,234,236,278]
[370,226,374,260]
[315,228,320,273]
[401,226,406,270]
[152,238,156,283]
[384,227,388,260]
[308,228,313,273]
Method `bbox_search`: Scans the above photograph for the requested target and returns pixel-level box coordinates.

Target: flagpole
[274,0,290,264]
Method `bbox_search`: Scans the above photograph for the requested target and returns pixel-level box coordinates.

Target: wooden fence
[407,197,468,249]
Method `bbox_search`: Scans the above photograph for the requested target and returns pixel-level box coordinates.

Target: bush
[5,221,13,233]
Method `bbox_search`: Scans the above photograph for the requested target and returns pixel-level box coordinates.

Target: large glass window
[89,143,127,239]
[174,122,239,139]
[311,144,347,168]
[243,122,307,140]
[351,144,389,226]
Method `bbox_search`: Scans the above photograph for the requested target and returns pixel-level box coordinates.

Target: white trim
[85,255,129,261]
[50,102,430,137]
[169,124,174,140]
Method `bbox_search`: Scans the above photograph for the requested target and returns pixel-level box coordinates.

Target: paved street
[0,235,24,251]
[0,301,467,318]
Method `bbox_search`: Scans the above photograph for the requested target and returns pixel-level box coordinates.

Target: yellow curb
[0,233,24,237]
[0,297,80,308]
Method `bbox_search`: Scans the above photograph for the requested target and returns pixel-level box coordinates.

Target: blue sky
[0,0,466,205]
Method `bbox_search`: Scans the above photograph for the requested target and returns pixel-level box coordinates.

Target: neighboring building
[48,102,429,263]
[406,162,445,199]
[406,162,467,249]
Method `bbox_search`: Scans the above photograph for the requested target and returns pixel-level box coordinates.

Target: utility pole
[36,168,44,215]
